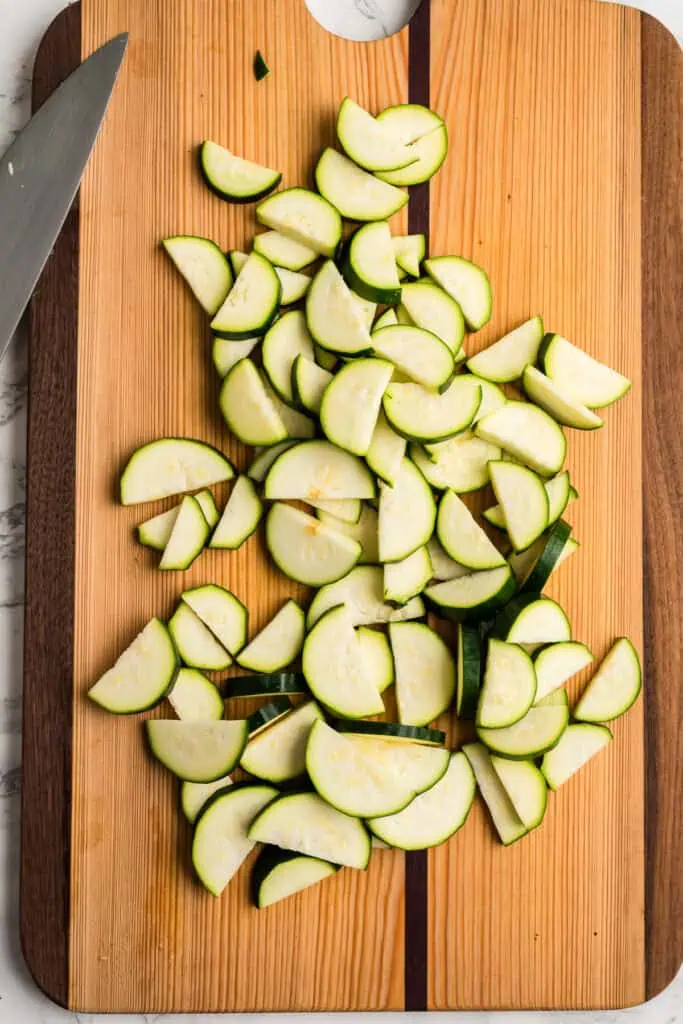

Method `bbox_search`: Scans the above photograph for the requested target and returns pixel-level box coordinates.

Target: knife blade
[0,32,128,363]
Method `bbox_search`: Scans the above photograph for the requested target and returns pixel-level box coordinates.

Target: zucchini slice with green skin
[368,751,475,850]
[181,585,248,655]
[366,411,407,487]
[146,719,248,783]
[120,438,234,506]
[159,495,209,570]
[372,325,455,391]
[373,308,399,331]
[534,640,594,703]
[306,719,449,817]
[376,103,444,144]
[264,439,376,501]
[257,187,342,258]
[161,235,233,316]
[485,471,571,533]
[392,234,426,278]
[181,775,232,824]
[209,476,263,550]
[424,256,491,331]
[253,50,270,81]
[539,333,631,409]
[436,489,506,571]
[573,637,642,722]
[236,600,306,673]
[466,316,544,382]
[194,489,219,529]
[307,565,425,629]
[517,518,573,593]
[276,266,311,305]
[396,303,415,326]
[477,639,536,729]
[320,358,393,457]
[349,291,377,330]
[199,141,281,203]
[246,698,294,737]
[314,343,339,372]
[399,280,465,354]
[309,497,361,524]
[490,757,548,831]
[303,605,384,718]
[315,148,408,222]
[253,230,317,271]
[262,310,315,404]
[88,618,178,714]
[224,670,307,699]
[137,505,180,551]
[456,623,481,718]
[318,505,378,564]
[260,374,316,440]
[424,565,516,623]
[247,441,296,483]
[376,124,448,187]
[489,461,549,552]
[463,743,527,845]
[169,602,232,671]
[470,377,507,420]
[212,335,260,378]
[343,222,402,304]
[411,433,501,494]
[523,366,603,430]
[219,359,287,447]
[541,723,612,789]
[192,782,278,896]
[252,846,339,908]
[475,401,567,477]
[266,503,361,586]
[477,690,570,759]
[248,791,371,869]
[357,627,394,694]
[332,719,445,746]
[378,457,436,563]
[384,545,432,605]
[241,701,323,781]
[390,621,456,727]
[383,377,481,443]
[428,537,470,582]
[336,97,420,172]
[306,260,373,356]
[168,668,224,722]
[211,252,281,339]
[292,355,332,414]
[493,594,571,646]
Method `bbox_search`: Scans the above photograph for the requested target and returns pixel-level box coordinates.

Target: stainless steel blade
[0,32,128,362]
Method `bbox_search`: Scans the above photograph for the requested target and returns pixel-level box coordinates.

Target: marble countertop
[0,1,680,1021]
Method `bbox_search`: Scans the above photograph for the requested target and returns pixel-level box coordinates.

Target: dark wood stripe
[641,13,683,1001]
[20,4,82,1008]
[404,0,431,1011]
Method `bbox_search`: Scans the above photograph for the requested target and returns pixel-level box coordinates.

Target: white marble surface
[0,1,680,1021]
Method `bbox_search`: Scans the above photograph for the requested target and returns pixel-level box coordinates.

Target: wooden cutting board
[21,0,681,1013]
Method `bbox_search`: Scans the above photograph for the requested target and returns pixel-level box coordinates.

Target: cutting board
[21,0,681,1013]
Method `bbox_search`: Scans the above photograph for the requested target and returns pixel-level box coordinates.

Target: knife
[0,32,128,364]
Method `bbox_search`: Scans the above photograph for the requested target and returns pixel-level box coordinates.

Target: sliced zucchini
[303,604,384,717]
[466,316,544,382]
[199,140,280,203]
[168,602,232,672]
[256,187,342,258]
[523,366,603,430]
[162,235,232,315]
[477,639,536,729]
[392,234,426,278]
[262,310,314,404]
[428,537,470,582]
[248,791,371,869]
[266,503,361,586]
[349,291,377,331]
[357,627,394,694]
[539,333,631,408]
[490,757,548,831]
[485,471,571,534]
[376,124,448,187]
[253,229,317,271]
[306,260,373,356]
[456,623,481,718]
[241,701,323,781]
[146,719,247,782]
[264,439,376,501]
[477,690,570,759]
[228,249,249,277]
[424,565,516,622]
[260,373,316,440]
[541,723,612,789]
[137,505,179,551]
[366,411,407,486]
[315,148,408,221]
[192,782,278,896]
[292,354,332,414]
[489,461,549,552]
[373,307,399,331]
[236,600,305,673]
[308,497,361,524]
[475,401,567,477]
[252,846,338,908]
[424,256,491,331]
[168,668,224,721]
[181,775,232,824]
[307,565,425,628]
[573,638,642,722]
[318,504,378,564]
[194,489,219,529]
[320,358,393,456]
[211,252,280,339]
[306,719,449,817]
[412,433,501,494]
[246,698,294,737]
[399,280,465,354]
[332,719,445,746]
[253,50,269,80]
[463,743,527,845]
[534,641,594,703]
[372,325,455,391]
[343,221,402,304]
[209,476,263,550]
[383,377,481,443]
[278,266,311,305]
[470,377,507,420]
[378,457,436,563]
[219,358,287,446]
[120,438,234,506]
[376,103,444,144]
[247,441,296,483]
[396,304,415,326]
[493,594,571,645]
[436,490,506,571]
[390,621,456,726]
[224,670,307,699]
[88,617,177,714]
[212,336,259,378]
[336,97,419,172]
[384,546,432,605]
[158,495,209,570]
[181,585,248,655]
[516,519,573,593]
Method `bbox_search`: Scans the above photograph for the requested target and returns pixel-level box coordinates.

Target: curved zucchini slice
[331,719,444,746]
[368,751,475,850]
[376,124,448,187]
[372,325,455,391]
[192,782,278,896]
[309,497,361,524]
[241,701,323,781]
[146,719,248,782]
[475,401,567,477]
[211,252,280,339]
[485,471,571,534]
[399,280,465,354]
[248,791,371,869]
[516,518,573,593]
[366,411,407,486]
[477,690,570,759]
[137,505,180,551]
[252,846,339,908]
[266,503,361,586]
[253,230,317,271]
[466,316,544,382]
[471,377,508,420]
[181,585,248,655]
[212,335,260,378]
[318,505,378,564]
[437,489,506,571]
[236,600,305,673]
[390,621,456,726]
[427,537,470,582]
[303,605,384,718]
[256,187,342,257]
[181,775,232,824]
[315,343,339,372]
[264,439,376,501]
[336,97,419,172]
[373,307,399,331]
[534,640,594,703]
[307,565,425,629]
[392,234,426,278]
[411,432,501,493]
[277,267,311,305]
[224,670,307,699]
[306,260,373,356]
[169,602,232,672]
[523,366,603,430]
[357,627,395,694]
[195,489,219,529]
[378,457,436,563]
[88,618,177,714]
[493,594,571,646]
[260,373,316,440]
[219,358,287,447]
[384,545,432,605]
[541,723,612,789]
[246,698,294,737]
[424,256,491,331]
[424,565,516,623]
[376,103,444,144]
[158,495,209,570]
[477,639,536,729]
[162,235,233,315]
[199,141,280,202]
[490,757,548,831]
[306,719,450,817]
[247,441,296,483]
[456,623,481,718]
[315,148,408,222]
[292,355,332,414]
[168,668,224,722]
[320,358,393,456]
[262,310,315,404]
[573,637,641,722]
[383,377,481,443]
[489,461,549,552]
[343,221,402,304]
[463,743,527,845]
[120,438,234,506]
[539,333,631,409]
[209,476,263,550]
